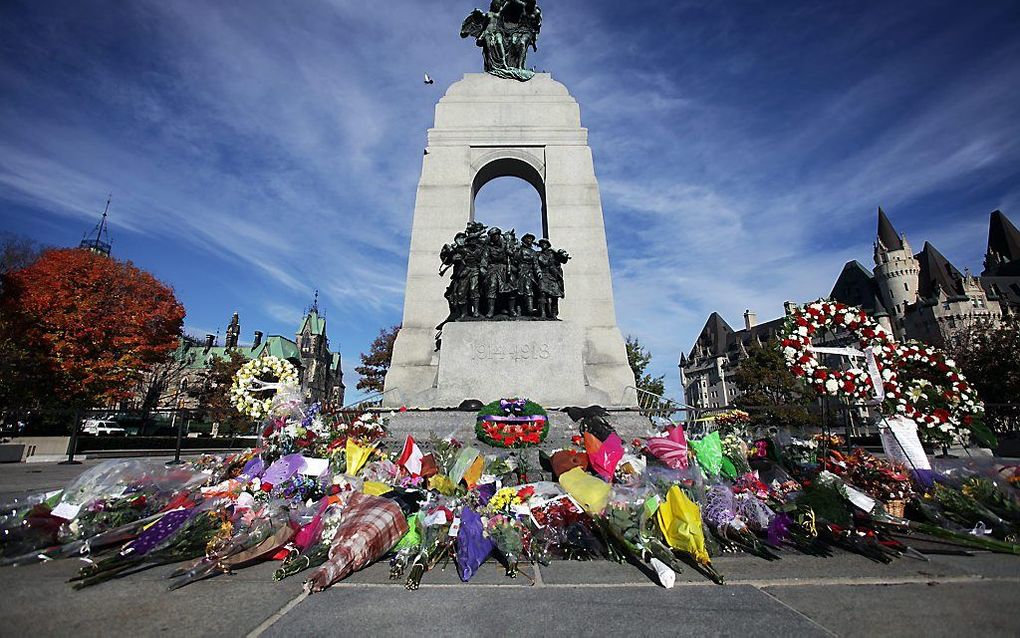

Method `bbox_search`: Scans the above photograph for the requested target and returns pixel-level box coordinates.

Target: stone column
[383,74,637,408]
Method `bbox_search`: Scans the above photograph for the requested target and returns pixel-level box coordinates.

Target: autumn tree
[191,350,252,437]
[0,249,185,410]
[356,325,399,394]
[626,335,666,397]
[948,315,1020,433]
[732,341,816,430]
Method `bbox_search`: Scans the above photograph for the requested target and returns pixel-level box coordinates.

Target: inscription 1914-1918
[470,342,551,361]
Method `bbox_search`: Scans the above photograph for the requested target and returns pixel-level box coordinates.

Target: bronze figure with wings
[461,1,542,82]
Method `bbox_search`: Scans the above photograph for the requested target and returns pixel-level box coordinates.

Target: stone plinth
[383,73,637,408]
[434,321,586,408]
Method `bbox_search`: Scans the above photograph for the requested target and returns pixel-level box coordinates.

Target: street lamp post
[59,408,83,465]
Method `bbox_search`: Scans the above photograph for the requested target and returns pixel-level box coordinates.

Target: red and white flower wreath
[781,301,898,405]
[781,301,986,443]
[887,341,985,440]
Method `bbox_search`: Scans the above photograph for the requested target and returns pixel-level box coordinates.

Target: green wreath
[476,398,549,448]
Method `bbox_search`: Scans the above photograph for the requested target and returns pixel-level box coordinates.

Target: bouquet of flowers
[715,410,752,437]
[485,514,529,577]
[824,449,915,512]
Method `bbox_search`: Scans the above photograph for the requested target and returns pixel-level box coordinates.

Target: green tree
[948,315,1020,434]
[732,341,816,430]
[626,335,666,397]
[192,350,253,437]
[355,325,399,394]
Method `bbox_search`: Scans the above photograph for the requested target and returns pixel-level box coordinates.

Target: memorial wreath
[782,301,987,446]
[475,397,549,448]
[781,300,898,405]
[230,355,300,420]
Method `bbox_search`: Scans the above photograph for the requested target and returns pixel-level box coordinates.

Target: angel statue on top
[461,0,543,82]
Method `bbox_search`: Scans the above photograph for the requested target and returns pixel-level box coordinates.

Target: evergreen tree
[356,325,399,394]
[626,335,666,397]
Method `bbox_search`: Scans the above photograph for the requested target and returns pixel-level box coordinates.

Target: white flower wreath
[230,355,300,420]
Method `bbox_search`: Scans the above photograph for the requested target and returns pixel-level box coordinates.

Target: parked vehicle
[82,419,128,436]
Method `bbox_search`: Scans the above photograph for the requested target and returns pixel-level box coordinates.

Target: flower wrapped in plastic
[558,467,611,515]
[456,507,493,582]
[306,492,408,592]
[485,514,528,577]
[275,503,345,581]
[701,485,778,560]
[645,425,689,470]
[690,431,724,476]
[405,504,456,590]
[656,485,723,584]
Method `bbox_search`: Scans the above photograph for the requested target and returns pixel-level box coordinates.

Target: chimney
[743,309,757,330]
[204,334,215,353]
[252,331,264,348]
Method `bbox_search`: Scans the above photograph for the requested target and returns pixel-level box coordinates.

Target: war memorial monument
[383,0,639,411]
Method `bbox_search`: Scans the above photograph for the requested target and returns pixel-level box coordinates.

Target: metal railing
[627,386,702,422]
[326,389,398,427]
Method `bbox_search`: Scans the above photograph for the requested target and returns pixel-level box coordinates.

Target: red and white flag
[397,435,424,476]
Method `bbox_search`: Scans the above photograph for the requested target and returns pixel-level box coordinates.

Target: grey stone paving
[0,461,1018,637]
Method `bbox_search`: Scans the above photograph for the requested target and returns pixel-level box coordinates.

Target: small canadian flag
[397,435,424,476]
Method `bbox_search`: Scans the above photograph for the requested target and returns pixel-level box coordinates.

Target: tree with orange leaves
[1,248,185,408]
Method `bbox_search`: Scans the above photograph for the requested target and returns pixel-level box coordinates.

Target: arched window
[472,176,545,238]
[471,157,548,239]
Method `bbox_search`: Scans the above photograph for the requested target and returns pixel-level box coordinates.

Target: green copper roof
[175,335,302,371]
[298,310,326,336]
[176,344,254,369]
[258,335,301,361]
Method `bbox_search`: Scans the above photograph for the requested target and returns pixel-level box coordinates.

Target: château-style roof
[877,207,904,251]
[915,242,965,300]
[829,260,889,317]
[688,312,785,362]
[696,312,735,357]
[984,210,1020,276]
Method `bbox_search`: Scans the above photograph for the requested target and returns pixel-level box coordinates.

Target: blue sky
[1,0,1019,402]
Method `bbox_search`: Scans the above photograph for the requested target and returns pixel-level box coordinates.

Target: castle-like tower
[872,208,920,337]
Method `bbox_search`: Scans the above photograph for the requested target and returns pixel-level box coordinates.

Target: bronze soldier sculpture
[536,238,569,319]
[437,220,566,322]
[482,227,517,318]
[516,232,541,316]
[439,232,471,323]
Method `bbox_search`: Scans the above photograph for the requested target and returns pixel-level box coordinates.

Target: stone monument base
[385,320,635,408]
[427,320,596,408]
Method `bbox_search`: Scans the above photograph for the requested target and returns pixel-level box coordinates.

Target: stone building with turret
[681,209,1020,409]
[137,303,345,415]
